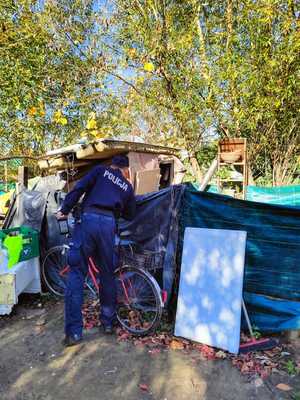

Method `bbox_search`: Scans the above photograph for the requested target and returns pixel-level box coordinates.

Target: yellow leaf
[275,100,281,108]
[53,110,62,122]
[128,48,137,57]
[28,106,37,116]
[59,117,68,125]
[88,111,96,119]
[97,131,108,139]
[144,62,155,72]
[86,119,97,130]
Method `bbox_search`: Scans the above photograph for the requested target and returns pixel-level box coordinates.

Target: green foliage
[0,0,125,161]
[251,325,262,340]
[114,0,300,184]
[0,0,299,185]
[196,141,218,169]
[254,174,274,187]
[284,360,299,376]
[216,166,231,180]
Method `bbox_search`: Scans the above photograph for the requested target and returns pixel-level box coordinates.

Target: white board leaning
[175,227,247,354]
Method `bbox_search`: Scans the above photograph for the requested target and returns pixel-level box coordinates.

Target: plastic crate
[0,226,39,262]
[0,257,41,315]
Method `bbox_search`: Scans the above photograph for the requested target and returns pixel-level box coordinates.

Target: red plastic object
[161,290,167,304]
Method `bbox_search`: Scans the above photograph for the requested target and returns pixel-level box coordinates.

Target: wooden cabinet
[217,138,248,199]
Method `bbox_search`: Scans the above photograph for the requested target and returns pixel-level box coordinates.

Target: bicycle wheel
[115,265,163,336]
[41,245,70,297]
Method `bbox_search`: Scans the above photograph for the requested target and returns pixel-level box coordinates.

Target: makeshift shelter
[37,138,185,194]
[3,140,300,334]
[2,141,186,303]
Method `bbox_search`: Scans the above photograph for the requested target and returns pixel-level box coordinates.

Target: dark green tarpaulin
[179,185,300,332]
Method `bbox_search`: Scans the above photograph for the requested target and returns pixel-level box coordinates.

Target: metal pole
[242,299,255,338]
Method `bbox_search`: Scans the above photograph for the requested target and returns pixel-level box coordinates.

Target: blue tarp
[120,185,185,298]
[179,185,300,332]
[244,292,300,332]
[246,185,300,206]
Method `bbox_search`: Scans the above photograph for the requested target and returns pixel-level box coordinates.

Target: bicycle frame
[55,213,167,306]
[58,251,137,306]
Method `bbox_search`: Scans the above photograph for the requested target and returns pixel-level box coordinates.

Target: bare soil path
[0,296,299,400]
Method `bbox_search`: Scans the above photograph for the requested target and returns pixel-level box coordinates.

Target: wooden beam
[17,166,28,188]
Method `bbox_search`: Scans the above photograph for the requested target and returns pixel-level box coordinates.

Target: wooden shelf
[217,138,248,199]
[219,179,243,182]
[219,162,244,166]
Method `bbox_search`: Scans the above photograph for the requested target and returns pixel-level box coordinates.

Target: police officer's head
[111,154,130,179]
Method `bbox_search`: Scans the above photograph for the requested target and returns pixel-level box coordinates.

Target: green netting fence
[246,185,300,207]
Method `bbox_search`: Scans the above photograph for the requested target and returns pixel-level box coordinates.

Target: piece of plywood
[0,274,15,304]
[175,227,247,354]
[38,158,92,170]
[135,168,161,195]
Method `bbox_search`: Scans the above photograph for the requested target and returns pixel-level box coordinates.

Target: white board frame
[175,227,247,354]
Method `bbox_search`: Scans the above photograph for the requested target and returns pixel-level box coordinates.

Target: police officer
[57,154,136,346]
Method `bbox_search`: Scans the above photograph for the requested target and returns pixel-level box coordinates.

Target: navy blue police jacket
[60,165,136,220]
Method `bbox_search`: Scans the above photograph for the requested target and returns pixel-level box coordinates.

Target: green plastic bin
[0,226,39,263]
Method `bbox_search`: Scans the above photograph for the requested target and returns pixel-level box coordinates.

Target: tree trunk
[190,155,203,184]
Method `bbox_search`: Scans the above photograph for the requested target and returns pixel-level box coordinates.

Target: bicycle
[41,217,165,336]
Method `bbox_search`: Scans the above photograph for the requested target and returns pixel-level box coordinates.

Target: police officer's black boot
[101,325,113,334]
[62,334,83,347]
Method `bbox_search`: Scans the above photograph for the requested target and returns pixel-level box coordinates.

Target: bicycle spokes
[115,267,162,335]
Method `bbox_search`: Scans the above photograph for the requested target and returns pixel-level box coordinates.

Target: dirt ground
[0,295,299,400]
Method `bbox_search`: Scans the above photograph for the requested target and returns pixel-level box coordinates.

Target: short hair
[111,154,129,168]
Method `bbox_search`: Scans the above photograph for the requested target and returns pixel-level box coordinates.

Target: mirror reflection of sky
[175,227,247,354]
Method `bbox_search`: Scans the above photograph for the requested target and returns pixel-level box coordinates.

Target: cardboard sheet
[175,227,247,354]
[135,168,161,195]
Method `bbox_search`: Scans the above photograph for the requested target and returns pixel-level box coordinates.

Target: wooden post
[4,161,8,192]
[199,158,218,191]
[17,166,28,189]
[16,166,28,218]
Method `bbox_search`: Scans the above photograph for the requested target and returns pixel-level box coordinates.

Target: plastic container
[0,226,39,262]
[220,150,242,163]
[0,239,9,274]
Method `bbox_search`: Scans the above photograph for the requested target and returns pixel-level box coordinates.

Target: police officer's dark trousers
[64,212,117,338]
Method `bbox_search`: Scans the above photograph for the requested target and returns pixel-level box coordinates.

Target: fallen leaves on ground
[82,300,293,382]
[276,383,292,391]
[82,298,100,329]
[231,346,282,379]
[170,339,185,350]
[148,348,161,355]
[34,325,46,335]
[139,383,149,391]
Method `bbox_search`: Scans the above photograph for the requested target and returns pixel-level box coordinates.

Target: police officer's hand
[56,210,67,220]
[121,167,133,184]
